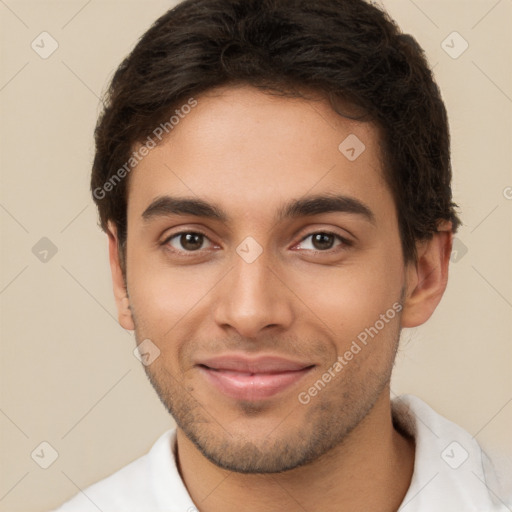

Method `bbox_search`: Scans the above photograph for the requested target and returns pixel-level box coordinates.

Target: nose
[213,250,294,339]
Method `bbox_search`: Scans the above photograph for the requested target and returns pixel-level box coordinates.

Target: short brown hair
[91,0,461,266]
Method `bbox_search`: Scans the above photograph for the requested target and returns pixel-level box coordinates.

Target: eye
[296,231,350,251]
[164,232,214,252]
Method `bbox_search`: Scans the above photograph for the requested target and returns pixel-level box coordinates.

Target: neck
[175,391,414,512]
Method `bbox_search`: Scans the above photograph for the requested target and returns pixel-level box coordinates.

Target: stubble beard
[135,326,400,474]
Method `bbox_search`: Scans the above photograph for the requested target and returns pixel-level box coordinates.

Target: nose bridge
[213,242,294,337]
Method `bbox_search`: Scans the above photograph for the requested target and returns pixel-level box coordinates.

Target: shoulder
[51,428,193,512]
[393,394,512,512]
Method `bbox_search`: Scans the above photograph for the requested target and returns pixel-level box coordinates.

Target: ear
[401,221,454,328]
[107,221,135,331]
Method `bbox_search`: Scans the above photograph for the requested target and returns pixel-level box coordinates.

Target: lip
[196,354,315,401]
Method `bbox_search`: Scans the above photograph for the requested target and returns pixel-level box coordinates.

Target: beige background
[1,0,511,510]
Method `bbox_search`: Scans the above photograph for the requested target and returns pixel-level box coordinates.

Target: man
[54,0,510,510]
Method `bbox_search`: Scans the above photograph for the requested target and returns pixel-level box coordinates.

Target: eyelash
[294,231,353,252]
[161,230,352,256]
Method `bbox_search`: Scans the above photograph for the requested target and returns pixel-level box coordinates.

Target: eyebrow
[141,194,375,224]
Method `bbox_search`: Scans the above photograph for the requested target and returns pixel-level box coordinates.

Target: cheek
[126,243,228,347]
[288,251,403,340]
[129,267,210,326]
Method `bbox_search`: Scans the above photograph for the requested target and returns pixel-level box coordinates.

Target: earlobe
[107,222,135,331]
[401,221,454,328]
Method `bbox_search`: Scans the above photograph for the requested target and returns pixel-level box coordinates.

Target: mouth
[196,354,315,401]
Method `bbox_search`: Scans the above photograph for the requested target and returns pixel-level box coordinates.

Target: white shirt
[52,395,512,511]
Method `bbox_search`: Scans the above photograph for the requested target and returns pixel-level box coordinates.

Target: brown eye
[311,233,336,250]
[180,233,203,251]
[296,231,350,252]
[166,232,211,252]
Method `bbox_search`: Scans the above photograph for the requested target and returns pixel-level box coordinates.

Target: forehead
[127,85,392,223]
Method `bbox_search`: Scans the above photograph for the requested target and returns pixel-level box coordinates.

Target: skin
[108,85,453,512]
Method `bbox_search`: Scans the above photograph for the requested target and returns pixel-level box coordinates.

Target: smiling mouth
[197,361,315,401]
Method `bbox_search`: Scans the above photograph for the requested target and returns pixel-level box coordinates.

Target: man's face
[120,85,408,472]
